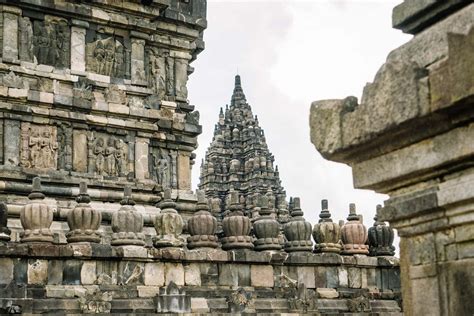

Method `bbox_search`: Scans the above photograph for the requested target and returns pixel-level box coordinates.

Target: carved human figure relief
[86,36,126,78]
[32,17,70,68]
[89,133,128,176]
[147,47,166,99]
[20,123,58,169]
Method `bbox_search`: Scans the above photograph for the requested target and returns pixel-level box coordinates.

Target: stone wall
[0,0,206,220]
[0,244,401,314]
[309,1,474,315]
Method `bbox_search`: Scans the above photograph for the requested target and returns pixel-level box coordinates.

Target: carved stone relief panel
[19,16,34,62]
[86,35,129,78]
[149,147,178,189]
[147,47,166,99]
[32,16,70,68]
[20,123,58,169]
[87,132,129,177]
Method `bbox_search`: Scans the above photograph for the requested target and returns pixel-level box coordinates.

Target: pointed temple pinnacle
[235,74,241,88]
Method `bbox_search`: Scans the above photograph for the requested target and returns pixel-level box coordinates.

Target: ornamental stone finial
[111,186,145,246]
[312,199,342,253]
[221,191,253,250]
[368,204,395,256]
[284,196,312,252]
[67,181,102,243]
[254,194,281,251]
[154,188,185,248]
[341,203,369,255]
[187,190,218,249]
[20,177,54,243]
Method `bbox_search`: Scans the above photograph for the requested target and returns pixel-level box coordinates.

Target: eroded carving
[227,288,253,313]
[86,36,126,77]
[33,17,70,68]
[19,17,34,62]
[58,124,73,171]
[105,85,127,105]
[20,123,58,169]
[77,288,112,314]
[147,47,166,99]
[89,132,128,177]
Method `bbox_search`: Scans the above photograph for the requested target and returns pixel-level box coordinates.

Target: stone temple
[199,74,291,228]
[0,0,469,315]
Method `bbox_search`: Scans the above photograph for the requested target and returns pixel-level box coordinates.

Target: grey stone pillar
[70,20,89,74]
[2,5,21,63]
[309,3,474,316]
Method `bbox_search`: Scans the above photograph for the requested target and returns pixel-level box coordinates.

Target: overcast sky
[187,0,410,245]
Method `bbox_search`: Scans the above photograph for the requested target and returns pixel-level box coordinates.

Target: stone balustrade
[1,178,397,257]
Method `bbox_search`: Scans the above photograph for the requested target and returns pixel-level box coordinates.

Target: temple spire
[231,74,246,106]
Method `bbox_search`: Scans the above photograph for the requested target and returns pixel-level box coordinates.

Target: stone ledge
[0,243,399,267]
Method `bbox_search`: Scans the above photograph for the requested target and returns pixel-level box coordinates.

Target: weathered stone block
[184,263,201,286]
[191,297,209,313]
[81,261,96,285]
[297,266,315,289]
[348,267,362,288]
[144,262,164,286]
[250,265,274,287]
[0,258,14,284]
[28,259,48,285]
[338,267,348,288]
[317,288,339,299]
[164,262,184,286]
[137,285,160,297]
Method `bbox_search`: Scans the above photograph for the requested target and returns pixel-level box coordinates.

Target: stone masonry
[310,1,473,315]
[199,75,290,227]
[0,0,206,242]
[0,0,403,314]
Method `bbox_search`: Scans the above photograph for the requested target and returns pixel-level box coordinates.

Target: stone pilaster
[135,137,149,180]
[130,31,148,86]
[70,20,88,74]
[1,5,21,63]
[178,151,191,190]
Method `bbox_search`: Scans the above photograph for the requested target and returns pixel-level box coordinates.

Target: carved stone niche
[20,123,58,170]
[86,34,128,78]
[32,16,70,68]
[149,147,177,189]
[87,132,129,177]
[156,282,191,313]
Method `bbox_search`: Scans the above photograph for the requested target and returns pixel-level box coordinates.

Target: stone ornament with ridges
[221,191,253,250]
[284,197,313,252]
[0,202,11,242]
[111,186,145,246]
[20,177,54,243]
[368,205,395,256]
[154,188,185,248]
[341,203,369,255]
[66,182,102,243]
[253,194,282,251]
[312,199,342,253]
[187,190,218,249]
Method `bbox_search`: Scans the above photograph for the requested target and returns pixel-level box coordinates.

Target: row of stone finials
[0,177,395,256]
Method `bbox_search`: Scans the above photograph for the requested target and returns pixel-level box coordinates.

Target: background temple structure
[199,75,290,226]
[0,0,403,314]
[310,1,473,315]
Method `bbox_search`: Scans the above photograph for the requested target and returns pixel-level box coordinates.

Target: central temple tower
[199,75,290,223]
